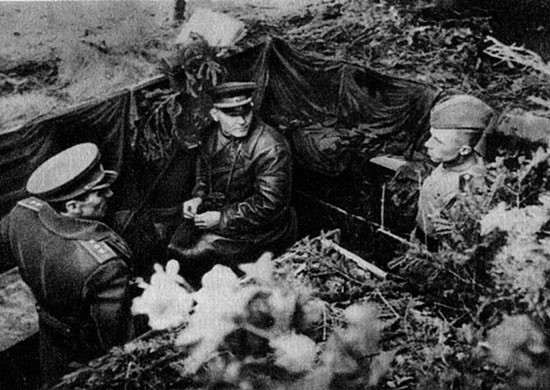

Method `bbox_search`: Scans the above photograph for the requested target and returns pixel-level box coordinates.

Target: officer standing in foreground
[168,81,296,286]
[0,143,134,387]
[416,94,494,240]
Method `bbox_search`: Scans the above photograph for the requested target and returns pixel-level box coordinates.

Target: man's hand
[194,211,221,229]
[183,197,203,219]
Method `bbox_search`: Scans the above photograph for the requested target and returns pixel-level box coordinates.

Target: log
[369,155,407,172]
[320,238,387,279]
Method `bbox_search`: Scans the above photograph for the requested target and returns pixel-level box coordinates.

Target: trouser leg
[167,242,221,289]
[39,327,71,388]
[167,221,220,288]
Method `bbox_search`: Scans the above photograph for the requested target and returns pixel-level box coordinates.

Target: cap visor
[89,170,118,191]
[218,103,253,116]
[213,96,253,109]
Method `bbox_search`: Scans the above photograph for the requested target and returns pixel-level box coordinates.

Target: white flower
[488,315,547,367]
[268,287,298,333]
[480,202,550,238]
[339,303,382,358]
[131,260,193,330]
[190,266,254,335]
[175,266,258,374]
[178,285,255,347]
[300,299,325,328]
[342,303,378,326]
[239,252,275,284]
[200,264,240,291]
[270,333,317,373]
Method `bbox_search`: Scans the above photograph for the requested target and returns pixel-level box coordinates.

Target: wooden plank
[369,155,407,172]
[320,238,387,279]
[294,190,386,278]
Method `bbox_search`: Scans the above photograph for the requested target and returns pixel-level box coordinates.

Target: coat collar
[38,202,114,241]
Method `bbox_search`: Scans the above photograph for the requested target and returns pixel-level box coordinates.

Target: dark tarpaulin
[0,89,196,274]
[0,87,196,274]
[0,37,440,219]
[0,91,137,217]
[223,37,440,156]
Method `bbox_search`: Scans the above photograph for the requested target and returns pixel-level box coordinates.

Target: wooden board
[320,238,388,279]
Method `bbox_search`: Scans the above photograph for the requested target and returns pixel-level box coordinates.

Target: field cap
[211,81,256,116]
[26,143,118,202]
[430,95,494,131]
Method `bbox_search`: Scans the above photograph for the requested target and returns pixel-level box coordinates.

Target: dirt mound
[0,0,176,131]
[0,0,319,132]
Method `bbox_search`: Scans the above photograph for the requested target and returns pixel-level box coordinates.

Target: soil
[2,0,548,132]
[0,268,39,389]
[0,0,317,131]
[0,268,37,352]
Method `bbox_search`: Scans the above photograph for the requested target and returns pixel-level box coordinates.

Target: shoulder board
[17,197,45,212]
[79,240,118,264]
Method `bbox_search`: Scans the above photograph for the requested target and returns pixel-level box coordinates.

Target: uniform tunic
[169,119,296,281]
[0,197,133,386]
[416,156,484,236]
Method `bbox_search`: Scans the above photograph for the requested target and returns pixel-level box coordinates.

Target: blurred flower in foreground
[480,197,550,239]
[298,302,393,389]
[487,315,550,389]
[131,260,193,330]
[176,265,258,374]
[270,333,317,373]
[340,303,383,359]
[239,252,276,285]
[300,298,325,329]
[487,315,547,367]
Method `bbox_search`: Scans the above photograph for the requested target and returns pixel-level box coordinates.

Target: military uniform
[169,82,296,284]
[0,144,134,387]
[416,155,484,236]
[416,94,494,239]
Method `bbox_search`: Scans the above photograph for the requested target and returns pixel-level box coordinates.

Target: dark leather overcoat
[0,197,133,386]
[169,119,296,279]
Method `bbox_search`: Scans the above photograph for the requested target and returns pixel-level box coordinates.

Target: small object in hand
[198,192,226,213]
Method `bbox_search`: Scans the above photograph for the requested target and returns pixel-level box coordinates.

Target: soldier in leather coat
[168,82,297,286]
[0,143,134,387]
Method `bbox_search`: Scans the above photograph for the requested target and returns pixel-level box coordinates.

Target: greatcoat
[0,197,134,386]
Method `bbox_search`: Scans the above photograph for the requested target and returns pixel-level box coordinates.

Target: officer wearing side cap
[168,81,296,286]
[0,143,134,387]
[416,94,495,239]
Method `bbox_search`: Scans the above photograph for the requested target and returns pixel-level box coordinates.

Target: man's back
[0,143,135,386]
[2,197,133,385]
